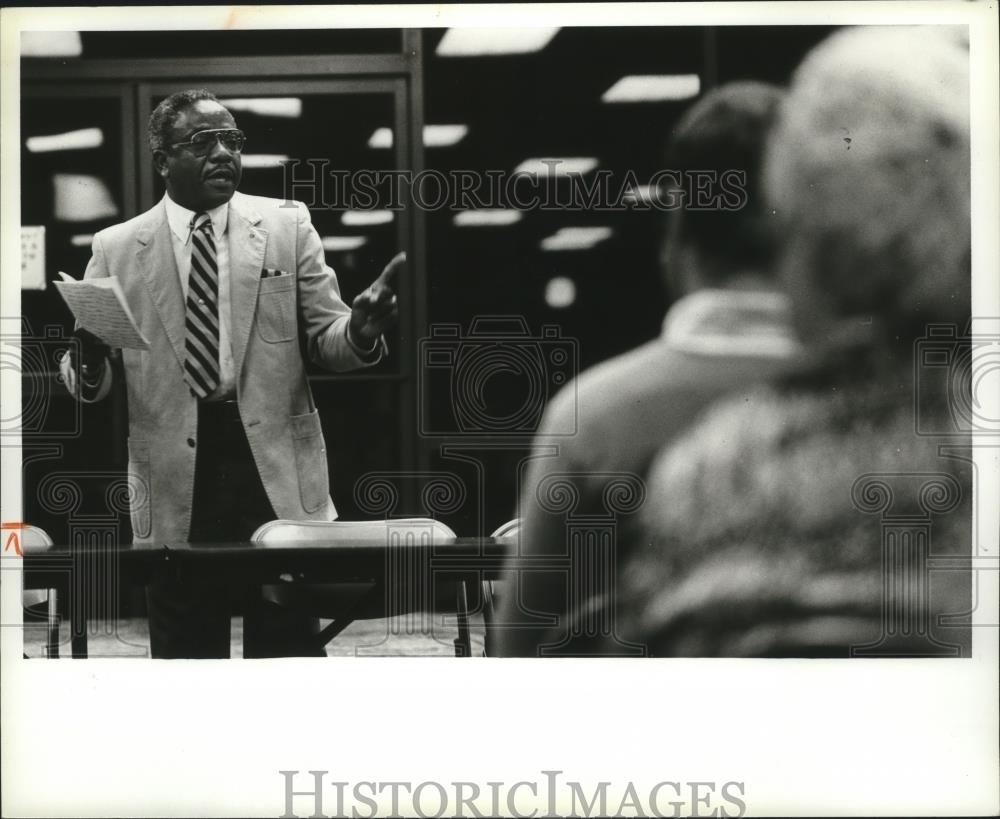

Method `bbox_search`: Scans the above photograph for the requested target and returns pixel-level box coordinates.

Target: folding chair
[251,518,475,656]
[20,525,60,658]
[481,518,521,657]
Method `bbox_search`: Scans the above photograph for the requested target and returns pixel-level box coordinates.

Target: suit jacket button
[187,437,196,448]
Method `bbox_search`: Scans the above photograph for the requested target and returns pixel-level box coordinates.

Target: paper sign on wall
[21,226,46,290]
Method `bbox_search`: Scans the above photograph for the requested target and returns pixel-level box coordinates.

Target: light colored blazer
[65,192,378,543]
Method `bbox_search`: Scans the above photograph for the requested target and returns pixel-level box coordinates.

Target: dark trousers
[146,400,324,659]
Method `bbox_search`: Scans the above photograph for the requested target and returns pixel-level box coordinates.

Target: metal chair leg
[481,580,497,657]
[46,589,60,659]
[454,582,472,657]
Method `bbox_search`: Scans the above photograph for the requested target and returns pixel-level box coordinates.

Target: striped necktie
[183,212,220,398]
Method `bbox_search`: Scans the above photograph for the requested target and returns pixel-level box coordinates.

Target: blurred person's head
[149,89,245,212]
[660,81,785,297]
[764,26,970,355]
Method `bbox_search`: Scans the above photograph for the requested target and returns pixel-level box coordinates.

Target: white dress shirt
[163,193,236,400]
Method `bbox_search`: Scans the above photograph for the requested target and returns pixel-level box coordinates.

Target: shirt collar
[661,288,804,359]
[163,193,229,244]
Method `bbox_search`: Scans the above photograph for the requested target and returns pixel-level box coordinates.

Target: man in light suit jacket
[61,89,403,658]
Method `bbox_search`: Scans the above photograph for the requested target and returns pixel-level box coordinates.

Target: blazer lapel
[227,193,268,377]
[136,202,186,370]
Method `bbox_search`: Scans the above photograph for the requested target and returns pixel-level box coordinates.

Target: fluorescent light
[70,234,94,247]
[367,124,469,149]
[53,174,118,222]
[623,185,659,204]
[219,98,302,118]
[540,227,613,251]
[545,276,577,309]
[321,236,368,252]
[425,124,469,147]
[453,209,523,227]
[436,27,559,57]
[26,127,103,153]
[239,154,290,169]
[21,31,82,58]
[368,127,393,149]
[513,157,598,176]
[602,74,701,103]
[342,210,394,227]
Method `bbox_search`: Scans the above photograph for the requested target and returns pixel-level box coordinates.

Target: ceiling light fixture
[342,210,394,227]
[545,276,577,309]
[321,236,368,252]
[239,154,291,169]
[26,127,103,153]
[368,124,469,149]
[218,98,303,118]
[513,157,599,176]
[425,124,469,147]
[540,226,613,251]
[602,74,701,103]
[453,209,523,227]
[53,174,118,222]
[436,27,559,57]
[623,184,661,204]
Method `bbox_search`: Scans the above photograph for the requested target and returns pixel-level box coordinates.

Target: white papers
[53,271,150,350]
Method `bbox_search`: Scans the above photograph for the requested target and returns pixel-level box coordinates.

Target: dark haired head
[147,89,220,154]
[149,89,241,212]
[663,81,785,288]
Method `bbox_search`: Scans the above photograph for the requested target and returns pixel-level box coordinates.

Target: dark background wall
[18,26,837,578]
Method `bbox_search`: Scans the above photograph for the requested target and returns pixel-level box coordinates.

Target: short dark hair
[147,89,221,154]
[666,81,784,273]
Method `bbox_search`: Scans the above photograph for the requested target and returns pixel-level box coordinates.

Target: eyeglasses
[170,128,246,156]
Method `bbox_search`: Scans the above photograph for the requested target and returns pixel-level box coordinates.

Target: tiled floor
[22,613,488,659]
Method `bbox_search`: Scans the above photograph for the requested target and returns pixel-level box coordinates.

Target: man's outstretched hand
[348,251,405,349]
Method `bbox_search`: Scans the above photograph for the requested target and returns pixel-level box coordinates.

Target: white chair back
[21,525,54,608]
[251,518,471,654]
[490,519,521,541]
[252,518,457,545]
[19,525,59,658]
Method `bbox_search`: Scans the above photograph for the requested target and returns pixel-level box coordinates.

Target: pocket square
[262,268,289,279]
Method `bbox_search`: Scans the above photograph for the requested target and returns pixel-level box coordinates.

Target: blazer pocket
[127,438,152,540]
[256,274,296,343]
[290,409,330,514]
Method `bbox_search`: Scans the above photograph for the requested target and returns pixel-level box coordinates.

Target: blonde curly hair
[764,26,970,343]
